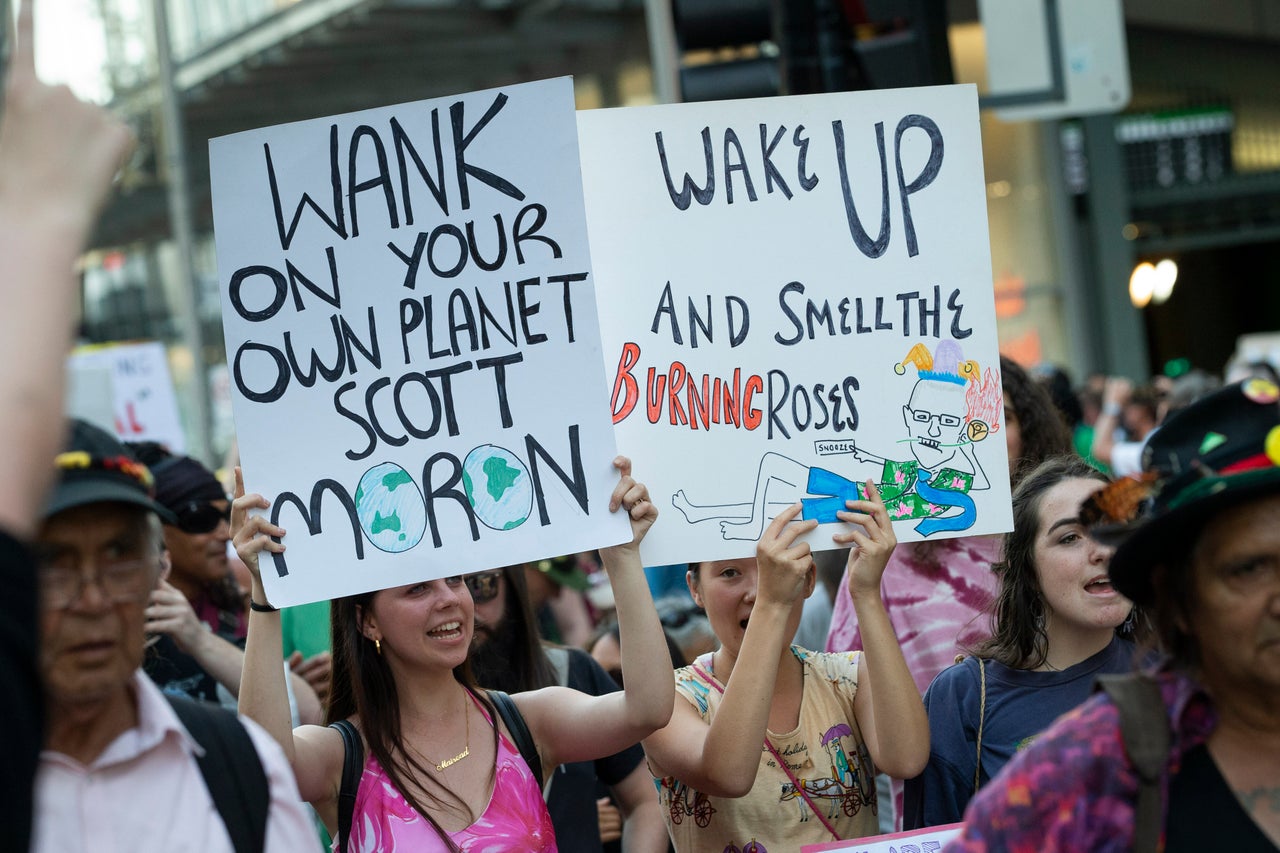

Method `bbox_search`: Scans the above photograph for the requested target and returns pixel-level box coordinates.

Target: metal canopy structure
[93,0,648,250]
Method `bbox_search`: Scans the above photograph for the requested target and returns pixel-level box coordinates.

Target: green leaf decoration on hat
[1199,431,1227,455]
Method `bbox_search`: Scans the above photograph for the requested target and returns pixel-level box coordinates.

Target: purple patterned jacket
[944,668,1215,852]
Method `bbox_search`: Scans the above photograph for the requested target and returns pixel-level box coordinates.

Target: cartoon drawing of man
[672,339,998,539]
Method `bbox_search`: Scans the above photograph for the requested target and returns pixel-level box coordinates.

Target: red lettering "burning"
[610,342,763,431]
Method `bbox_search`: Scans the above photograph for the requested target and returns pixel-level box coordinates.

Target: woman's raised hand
[231,466,285,582]
[604,455,658,553]
[834,479,898,599]
[755,502,819,608]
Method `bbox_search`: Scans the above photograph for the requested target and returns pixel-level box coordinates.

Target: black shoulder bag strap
[1097,673,1170,853]
[167,695,269,853]
[329,719,364,853]
[489,689,543,787]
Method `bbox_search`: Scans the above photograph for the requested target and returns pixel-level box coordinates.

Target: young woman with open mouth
[904,455,1139,829]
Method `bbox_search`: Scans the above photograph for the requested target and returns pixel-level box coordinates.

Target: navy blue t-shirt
[906,635,1136,829]
[548,647,646,853]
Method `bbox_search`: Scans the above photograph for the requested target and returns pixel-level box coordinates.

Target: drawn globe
[355,462,428,553]
[462,445,533,531]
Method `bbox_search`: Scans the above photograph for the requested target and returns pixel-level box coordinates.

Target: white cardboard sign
[802,823,963,852]
[68,341,187,453]
[579,84,1012,567]
[210,77,629,607]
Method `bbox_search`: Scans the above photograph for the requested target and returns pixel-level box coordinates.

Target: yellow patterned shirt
[656,647,880,853]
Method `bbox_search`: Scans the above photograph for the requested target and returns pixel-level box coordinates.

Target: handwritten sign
[802,823,963,852]
[579,84,1012,566]
[210,77,629,607]
[68,341,187,453]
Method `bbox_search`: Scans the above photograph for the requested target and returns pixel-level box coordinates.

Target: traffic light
[843,0,954,90]
[672,0,781,102]
[666,0,953,103]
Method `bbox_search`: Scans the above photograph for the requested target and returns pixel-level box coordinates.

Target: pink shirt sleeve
[825,563,860,653]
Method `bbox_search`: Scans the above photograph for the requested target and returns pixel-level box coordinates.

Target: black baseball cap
[45,419,174,522]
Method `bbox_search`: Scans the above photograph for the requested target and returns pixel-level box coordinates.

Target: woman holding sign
[642,484,928,851]
[903,456,1138,829]
[233,457,673,852]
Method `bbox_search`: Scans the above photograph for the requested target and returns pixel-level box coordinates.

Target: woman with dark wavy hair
[904,455,1137,828]
[234,458,674,852]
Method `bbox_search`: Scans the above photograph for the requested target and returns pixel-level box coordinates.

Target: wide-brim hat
[45,420,174,522]
[1094,378,1280,606]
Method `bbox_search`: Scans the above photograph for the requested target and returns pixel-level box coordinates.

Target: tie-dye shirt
[824,537,1000,694]
[343,697,556,853]
[945,668,1216,853]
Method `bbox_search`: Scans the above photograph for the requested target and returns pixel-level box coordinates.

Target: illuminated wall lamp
[1152,259,1178,304]
[1129,259,1177,308]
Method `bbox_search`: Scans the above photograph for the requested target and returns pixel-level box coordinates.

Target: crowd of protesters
[3,0,1278,849]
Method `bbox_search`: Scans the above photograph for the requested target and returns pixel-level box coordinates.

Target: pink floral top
[345,699,556,853]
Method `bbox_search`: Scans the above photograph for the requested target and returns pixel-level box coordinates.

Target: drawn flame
[966,366,1003,431]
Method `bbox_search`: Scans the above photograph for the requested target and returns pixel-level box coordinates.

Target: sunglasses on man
[464,571,503,604]
[171,500,231,534]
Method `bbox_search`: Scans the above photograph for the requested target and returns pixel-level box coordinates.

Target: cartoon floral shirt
[945,668,1216,853]
[656,648,880,853]
[803,462,974,528]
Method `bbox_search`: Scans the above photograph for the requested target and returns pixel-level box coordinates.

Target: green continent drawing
[483,455,523,501]
[463,445,533,532]
[355,462,427,553]
[370,511,401,535]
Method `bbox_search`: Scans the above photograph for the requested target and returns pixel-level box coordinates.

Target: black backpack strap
[167,695,269,853]
[488,690,543,787]
[1097,673,1170,853]
[329,719,364,853]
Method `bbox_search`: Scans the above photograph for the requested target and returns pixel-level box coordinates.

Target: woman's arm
[231,468,342,803]
[611,762,671,853]
[644,502,818,797]
[837,481,929,779]
[518,458,673,765]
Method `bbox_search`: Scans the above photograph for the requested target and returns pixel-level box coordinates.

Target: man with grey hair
[32,420,315,852]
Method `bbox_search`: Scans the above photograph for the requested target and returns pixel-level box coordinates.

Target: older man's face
[1189,493,1280,698]
[38,503,160,709]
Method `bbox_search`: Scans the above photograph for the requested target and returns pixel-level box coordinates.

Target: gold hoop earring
[375,638,382,655]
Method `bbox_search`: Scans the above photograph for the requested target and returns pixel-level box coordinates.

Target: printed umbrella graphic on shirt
[822,724,855,787]
[822,724,852,745]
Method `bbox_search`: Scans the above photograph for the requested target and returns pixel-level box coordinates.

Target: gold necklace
[430,693,471,772]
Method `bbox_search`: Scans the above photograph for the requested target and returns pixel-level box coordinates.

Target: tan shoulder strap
[974,658,987,796]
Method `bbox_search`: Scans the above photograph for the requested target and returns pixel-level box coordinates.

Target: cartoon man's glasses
[908,408,963,428]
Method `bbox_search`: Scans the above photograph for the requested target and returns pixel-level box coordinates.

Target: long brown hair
[971,455,1111,669]
[327,589,498,851]
[999,356,1074,487]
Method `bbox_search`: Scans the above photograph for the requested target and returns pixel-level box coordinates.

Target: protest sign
[802,823,963,853]
[69,341,187,452]
[210,77,629,607]
[579,84,1011,566]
